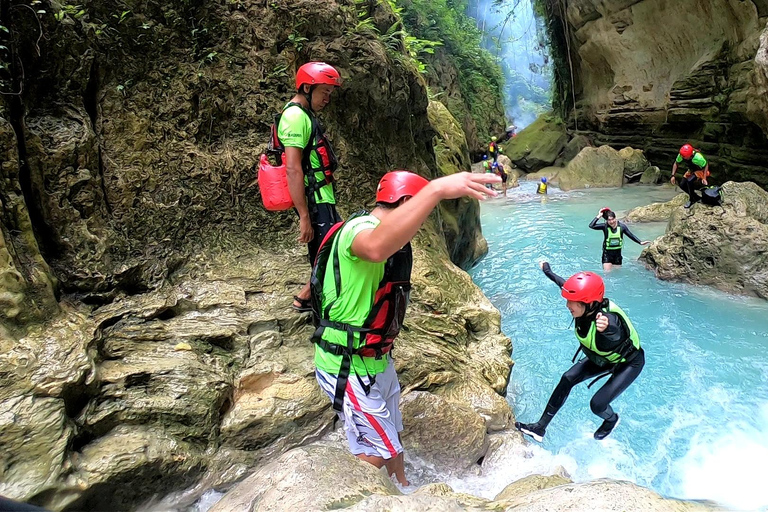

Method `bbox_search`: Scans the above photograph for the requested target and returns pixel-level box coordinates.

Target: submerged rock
[640,182,768,298]
[626,193,688,222]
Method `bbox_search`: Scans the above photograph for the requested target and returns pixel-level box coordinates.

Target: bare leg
[603,262,613,272]
[356,453,409,486]
[295,281,311,302]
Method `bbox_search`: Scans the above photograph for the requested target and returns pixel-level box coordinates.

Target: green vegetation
[531,0,573,117]
[355,0,504,146]
[398,0,504,142]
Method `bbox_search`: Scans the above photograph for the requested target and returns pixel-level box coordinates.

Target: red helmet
[679,144,694,159]
[376,171,429,204]
[561,272,605,303]
[296,62,342,90]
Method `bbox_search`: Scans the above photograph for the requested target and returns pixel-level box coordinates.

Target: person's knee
[590,396,608,416]
[559,372,578,387]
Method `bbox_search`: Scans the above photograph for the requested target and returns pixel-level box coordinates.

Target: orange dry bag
[258,153,293,211]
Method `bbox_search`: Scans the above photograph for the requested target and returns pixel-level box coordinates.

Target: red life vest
[258,102,339,210]
[309,213,412,412]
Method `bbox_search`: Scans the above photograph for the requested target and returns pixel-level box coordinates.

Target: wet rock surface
[639,181,768,298]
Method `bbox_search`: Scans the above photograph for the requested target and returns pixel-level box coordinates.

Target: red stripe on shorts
[346,382,398,458]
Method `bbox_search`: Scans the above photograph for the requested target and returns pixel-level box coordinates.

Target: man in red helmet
[311,170,499,485]
[278,62,343,312]
[515,262,645,442]
[671,144,710,208]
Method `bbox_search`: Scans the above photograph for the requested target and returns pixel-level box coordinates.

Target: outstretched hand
[433,172,500,201]
[539,260,548,270]
[595,312,609,332]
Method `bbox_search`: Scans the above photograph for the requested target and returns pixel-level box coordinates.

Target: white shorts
[316,358,403,459]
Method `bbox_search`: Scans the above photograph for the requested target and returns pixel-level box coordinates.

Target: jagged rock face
[0,0,487,308]
[639,181,768,298]
[554,0,768,187]
[557,145,624,191]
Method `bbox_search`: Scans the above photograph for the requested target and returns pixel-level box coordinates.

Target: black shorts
[602,250,623,265]
[306,203,342,264]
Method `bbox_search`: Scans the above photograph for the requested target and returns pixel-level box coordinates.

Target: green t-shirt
[676,151,707,170]
[277,104,335,205]
[314,215,391,376]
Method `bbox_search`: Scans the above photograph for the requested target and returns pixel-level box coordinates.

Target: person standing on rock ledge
[311,170,500,486]
[515,262,645,442]
[589,208,650,271]
[278,62,343,313]
[670,144,710,208]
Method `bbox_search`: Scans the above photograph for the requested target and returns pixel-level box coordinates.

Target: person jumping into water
[589,208,649,271]
[515,262,645,441]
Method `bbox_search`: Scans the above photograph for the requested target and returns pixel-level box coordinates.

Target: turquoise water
[469,182,768,511]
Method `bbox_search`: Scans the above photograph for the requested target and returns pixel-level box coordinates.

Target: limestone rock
[626,194,688,222]
[619,147,651,181]
[491,479,719,511]
[434,376,513,432]
[551,0,768,187]
[0,396,72,503]
[494,472,572,501]
[557,146,625,191]
[430,101,489,269]
[640,166,663,185]
[209,445,399,512]
[400,391,488,470]
[560,134,592,165]
[344,494,481,511]
[59,426,206,512]
[639,182,768,298]
[504,115,568,172]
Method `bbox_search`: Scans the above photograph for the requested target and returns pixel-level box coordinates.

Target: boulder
[494,471,572,501]
[433,376,513,432]
[491,479,719,511]
[640,166,663,185]
[639,182,768,298]
[504,114,568,173]
[625,193,688,222]
[557,146,625,191]
[619,147,651,181]
[400,391,488,470]
[209,445,399,512]
[560,134,592,165]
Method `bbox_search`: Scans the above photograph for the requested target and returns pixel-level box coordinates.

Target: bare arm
[352,173,499,262]
[285,146,313,243]
[620,222,644,245]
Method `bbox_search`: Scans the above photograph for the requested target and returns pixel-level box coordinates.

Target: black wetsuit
[533,263,645,429]
[588,218,643,266]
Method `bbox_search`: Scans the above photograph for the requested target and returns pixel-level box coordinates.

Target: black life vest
[267,102,339,203]
[309,212,412,412]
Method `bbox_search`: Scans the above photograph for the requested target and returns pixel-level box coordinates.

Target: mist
[465,0,552,129]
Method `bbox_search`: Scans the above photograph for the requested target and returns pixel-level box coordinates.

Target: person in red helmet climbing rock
[515,262,645,442]
[671,144,711,208]
[311,170,499,485]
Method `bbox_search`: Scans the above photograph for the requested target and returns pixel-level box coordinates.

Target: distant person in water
[482,155,495,190]
[515,262,645,442]
[494,162,508,196]
[589,208,649,271]
[488,136,502,163]
[536,177,548,195]
[670,144,710,208]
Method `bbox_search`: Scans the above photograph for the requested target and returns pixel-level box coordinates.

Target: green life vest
[605,225,623,251]
[575,301,640,365]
